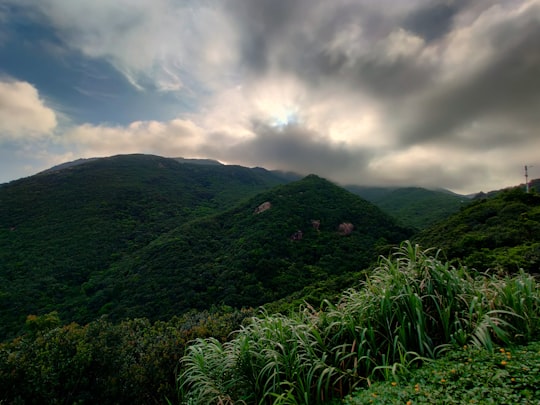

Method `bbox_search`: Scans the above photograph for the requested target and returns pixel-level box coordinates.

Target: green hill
[77,174,412,322]
[415,186,540,273]
[3,158,540,404]
[347,185,469,229]
[0,154,291,339]
[0,156,410,340]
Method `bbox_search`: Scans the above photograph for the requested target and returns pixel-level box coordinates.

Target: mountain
[0,154,292,339]
[415,186,540,273]
[347,185,469,229]
[0,155,410,340]
[81,174,412,322]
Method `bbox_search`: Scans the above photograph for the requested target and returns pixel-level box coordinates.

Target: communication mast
[525,165,533,193]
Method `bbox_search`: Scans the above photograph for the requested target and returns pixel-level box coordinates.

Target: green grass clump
[179,242,540,404]
[343,341,540,404]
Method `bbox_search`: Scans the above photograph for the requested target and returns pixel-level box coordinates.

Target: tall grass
[179,241,540,404]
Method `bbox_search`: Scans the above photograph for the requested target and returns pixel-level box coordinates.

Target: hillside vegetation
[0,154,291,339]
[180,242,540,404]
[0,156,410,339]
[348,185,468,229]
[2,155,539,404]
[415,187,540,273]
[2,243,538,404]
[75,174,411,323]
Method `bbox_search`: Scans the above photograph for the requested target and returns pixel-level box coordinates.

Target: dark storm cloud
[2,0,539,193]
[227,0,434,98]
[402,0,467,42]
[322,43,434,100]
[226,0,309,74]
[213,120,371,178]
[227,0,396,76]
[216,0,540,193]
[398,5,540,147]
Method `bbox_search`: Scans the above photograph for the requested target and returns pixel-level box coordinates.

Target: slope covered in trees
[3,244,538,404]
[348,185,468,229]
[416,187,540,273]
[80,174,412,322]
[0,157,410,339]
[2,156,540,404]
[0,154,291,339]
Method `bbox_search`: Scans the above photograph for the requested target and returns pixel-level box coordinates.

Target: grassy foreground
[343,341,540,404]
[179,242,540,404]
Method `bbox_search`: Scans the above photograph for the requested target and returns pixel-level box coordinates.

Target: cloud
[402,0,468,42]
[212,121,371,177]
[395,1,540,146]
[0,80,57,139]
[14,0,239,94]
[62,118,207,158]
[2,0,540,194]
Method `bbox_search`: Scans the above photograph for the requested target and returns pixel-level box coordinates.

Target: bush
[344,341,540,404]
[179,242,540,404]
[0,308,252,404]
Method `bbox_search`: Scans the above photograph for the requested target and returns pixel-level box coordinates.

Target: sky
[0,0,539,194]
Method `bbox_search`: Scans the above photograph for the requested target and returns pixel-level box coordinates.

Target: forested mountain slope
[415,187,540,273]
[347,185,468,229]
[0,157,411,340]
[0,154,291,339]
[79,174,412,322]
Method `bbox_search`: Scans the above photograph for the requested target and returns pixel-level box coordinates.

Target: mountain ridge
[0,155,410,339]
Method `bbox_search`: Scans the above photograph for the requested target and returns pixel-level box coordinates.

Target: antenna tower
[525,165,533,193]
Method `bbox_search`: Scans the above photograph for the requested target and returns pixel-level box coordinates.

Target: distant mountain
[0,154,292,339]
[346,185,469,229]
[415,186,540,273]
[471,177,540,199]
[22,155,468,232]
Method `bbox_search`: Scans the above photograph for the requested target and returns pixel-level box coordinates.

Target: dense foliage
[415,187,540,273]
[179,243,540,404]
[347,186,468,229]
[2,243,538,404]
[0,154,291,339]
[0,307,253,404]
[88,174,410,322]
[3,155,539,404]
[1,157,411,340]
[344,341,540,404]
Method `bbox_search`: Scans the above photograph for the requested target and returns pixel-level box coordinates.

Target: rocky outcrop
[338,222,354,235]
[253,201,272,214]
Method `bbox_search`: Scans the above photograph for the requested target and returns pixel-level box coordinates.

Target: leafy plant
[179,242,540,404]
[343,341,540,404]
[0,307,252,404]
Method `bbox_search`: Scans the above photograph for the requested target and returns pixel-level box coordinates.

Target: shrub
[343,341,540,404]
[179,242,540,404]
